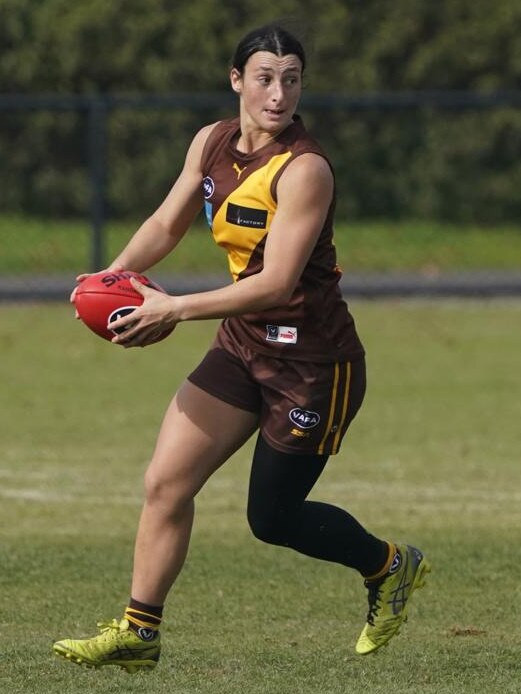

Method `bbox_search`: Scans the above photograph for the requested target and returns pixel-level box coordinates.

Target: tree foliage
[1,0,521,221]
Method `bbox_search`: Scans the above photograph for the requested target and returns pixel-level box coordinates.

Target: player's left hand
[109,277,177,347]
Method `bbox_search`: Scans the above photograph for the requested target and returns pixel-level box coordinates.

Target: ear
[230,68,242,94]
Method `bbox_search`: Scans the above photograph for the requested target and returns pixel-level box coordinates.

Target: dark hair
[232,24,306,75]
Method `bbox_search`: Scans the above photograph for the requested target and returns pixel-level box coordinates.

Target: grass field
[2,214,521,274]
[1,299,521,693]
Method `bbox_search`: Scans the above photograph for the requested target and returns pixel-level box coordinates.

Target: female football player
[54,23,429,672]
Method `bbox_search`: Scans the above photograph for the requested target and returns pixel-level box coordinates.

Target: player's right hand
[70,274,91,318]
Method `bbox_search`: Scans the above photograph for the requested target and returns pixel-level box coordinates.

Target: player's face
[231,51,303,136]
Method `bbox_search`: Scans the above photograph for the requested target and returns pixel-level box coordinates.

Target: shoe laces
[96,618,122,639]
[364,579,383,626]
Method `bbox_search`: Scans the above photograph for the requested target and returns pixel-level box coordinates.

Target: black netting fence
[1,91,521,299]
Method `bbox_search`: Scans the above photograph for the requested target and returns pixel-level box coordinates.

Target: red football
[74,270,173,343]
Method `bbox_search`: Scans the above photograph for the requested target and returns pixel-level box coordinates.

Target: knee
[247,505,292,547]
[143,464,167,502]
[143,465,192,520]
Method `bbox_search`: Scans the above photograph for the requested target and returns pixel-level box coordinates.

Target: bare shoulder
[184,121,221,172]
[189,121,221,151]
[278,152,334,195]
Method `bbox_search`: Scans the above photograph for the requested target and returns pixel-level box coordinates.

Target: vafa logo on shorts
[289,408,320,429]
[266,325,298,344]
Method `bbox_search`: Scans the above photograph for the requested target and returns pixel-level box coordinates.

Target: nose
[269,80,284,102]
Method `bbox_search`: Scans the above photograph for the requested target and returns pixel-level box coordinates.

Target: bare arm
[112,153,334,345]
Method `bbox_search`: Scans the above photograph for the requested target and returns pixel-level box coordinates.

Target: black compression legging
[247,435,388,576]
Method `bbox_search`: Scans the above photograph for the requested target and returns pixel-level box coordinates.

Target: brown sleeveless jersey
[200,115,364,363]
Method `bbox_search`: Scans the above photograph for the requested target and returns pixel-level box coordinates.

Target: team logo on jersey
[289,408,320,429]
[203,176,215,200]
[266,325,298,343]
[226,202,268,228]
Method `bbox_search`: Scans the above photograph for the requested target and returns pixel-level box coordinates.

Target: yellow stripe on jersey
[212,152,292,281]
[318,362,340,455]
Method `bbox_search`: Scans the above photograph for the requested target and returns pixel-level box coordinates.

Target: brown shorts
[187,330,366,456]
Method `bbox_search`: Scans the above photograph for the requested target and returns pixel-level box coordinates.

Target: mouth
[265,108,285,117]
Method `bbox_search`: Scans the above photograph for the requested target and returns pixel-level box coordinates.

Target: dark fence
[2,90,521,298]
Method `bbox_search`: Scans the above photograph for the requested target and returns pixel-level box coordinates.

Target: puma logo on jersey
[233,162,247,179]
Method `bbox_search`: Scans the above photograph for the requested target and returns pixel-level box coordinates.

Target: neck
[235,130,277,154]
[236,110,294,154]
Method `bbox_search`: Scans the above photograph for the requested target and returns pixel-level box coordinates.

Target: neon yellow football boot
[356,544,430,655]
[53,618,160,673]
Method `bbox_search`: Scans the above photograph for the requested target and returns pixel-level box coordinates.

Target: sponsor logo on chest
[266,325,298,344]
[226,202,268,229]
